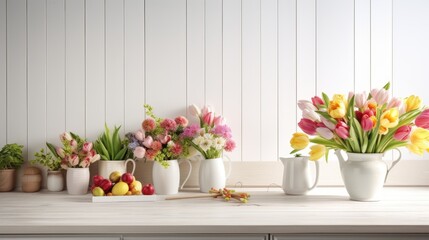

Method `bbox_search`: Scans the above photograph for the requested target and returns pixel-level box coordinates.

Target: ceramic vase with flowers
[31,145,64,192]
[182,105,236,193]
[291,82,429,201]
[126,105,192,195]
[49,132,100,195]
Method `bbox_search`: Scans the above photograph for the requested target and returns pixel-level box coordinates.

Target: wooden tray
[92,195,158,203]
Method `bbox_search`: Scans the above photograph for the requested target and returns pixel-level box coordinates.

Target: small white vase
[199,157,232,193]
[47,170,64,192]
[66,168,90,195]
[152,159,192,195]
[280,156,319,195]
[98,159,136,179]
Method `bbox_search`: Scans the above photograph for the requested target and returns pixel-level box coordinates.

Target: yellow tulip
[290,133,309,150]
[328,94,347,119]
[405,95,421,112]
[407,144,425,155]
[309,144,326,161]
[410,127,429,150]
[378,108,399,135]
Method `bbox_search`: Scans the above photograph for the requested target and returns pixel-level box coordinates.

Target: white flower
[213,137,226,150]
[355,91,367,109]
[298,100,317,111]
[193,136,205,145]
[200,139,213,152]
[302,109,320,122]
[167,141,175,147]
[204,133,214,140]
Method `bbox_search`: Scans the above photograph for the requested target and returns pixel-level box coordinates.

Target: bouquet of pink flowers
[47,132,100,169]
[290,83,429,160]
[181,105,236,160]
[126,104,189,168]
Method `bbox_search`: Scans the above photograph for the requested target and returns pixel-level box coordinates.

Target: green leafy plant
[94,124,132,160]
[0,144,24,170]
[30,147,61,171]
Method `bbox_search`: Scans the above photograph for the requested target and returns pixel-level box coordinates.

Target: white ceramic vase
[199,157,231,193]
[66,168,90,195]
[47,170,64,192]
[98,159,136,179]
[152,159,192,195]
[280,156,319,195]
[335,149,401,201]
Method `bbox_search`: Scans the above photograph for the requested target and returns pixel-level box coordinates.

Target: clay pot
[22,167,42,192]
[0,169,16,192]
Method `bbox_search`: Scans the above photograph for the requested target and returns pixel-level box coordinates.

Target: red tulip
[394,125,412,141]
[415,109,429,129]
[311,96,324,108]
[361,115,373,132]
[298,118,318,135]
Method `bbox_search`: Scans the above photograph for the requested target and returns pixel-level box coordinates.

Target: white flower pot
[152,159,192,195]
[98,159,136,179]
[47,170,64,192]
[66,168,89,195]
[198,157,231,193]
[280,156,319,195]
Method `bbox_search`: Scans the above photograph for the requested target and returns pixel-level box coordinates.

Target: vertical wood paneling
[86,0,105,140]
[124,0,144,134]
[297,0,316,101]
[47,0,65,145]
[65,0,85,135]
[105,0,124,132]
[187,0,205,121]
[7,0,27,156]
[0,0,6,147]
[205,0,223,114]
[242,0,261,161]
[371,0,392,89]
[223,0,241,161]
[27,0,47,157]
[146,0,186,118]
[278,0,296,157]
[355,0,371,92]
[317,0,354,96]
[394,0,429,160]
[260,0,277,161]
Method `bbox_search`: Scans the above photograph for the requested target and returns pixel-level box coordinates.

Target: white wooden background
[1,0,429,165]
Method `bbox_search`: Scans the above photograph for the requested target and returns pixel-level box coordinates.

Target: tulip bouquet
[290,83,429,160]
[47,132,101,169]
[181,105,236,160]
[126,104,189,168]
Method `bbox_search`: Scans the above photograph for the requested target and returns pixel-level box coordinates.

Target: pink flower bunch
[126,104,189,167]
[52,132,100,169]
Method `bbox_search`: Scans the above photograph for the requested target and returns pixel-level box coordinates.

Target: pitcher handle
[178,159,192,190]
[224,155,232,179]
[125,159,136,175]
[308,160,320,191]
[385,148,401,182]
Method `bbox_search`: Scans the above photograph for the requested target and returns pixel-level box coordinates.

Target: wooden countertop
[0,187,428,235]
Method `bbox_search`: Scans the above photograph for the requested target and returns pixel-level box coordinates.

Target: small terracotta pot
[22,167,42,193]
[0,169,16,192]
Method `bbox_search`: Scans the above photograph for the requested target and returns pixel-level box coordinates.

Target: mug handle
[308,160,320,191]
[224,155,232,179]
[125,159,136,175]
[385,148,401,182]
[178,159,192,190]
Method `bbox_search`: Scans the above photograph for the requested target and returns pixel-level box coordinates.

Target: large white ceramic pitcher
[280,156,319,195]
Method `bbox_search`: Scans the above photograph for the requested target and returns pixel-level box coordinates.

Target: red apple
[98,179,113,192]
[142,183,155,195]
[121,173,134,185]
[92,175,104,186]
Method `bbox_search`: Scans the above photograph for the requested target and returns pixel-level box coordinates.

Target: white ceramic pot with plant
[0,144,24,192]
[31,145,64,192]
[94,125,135,179]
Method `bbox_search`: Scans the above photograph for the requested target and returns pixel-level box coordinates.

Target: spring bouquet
[126,104,189,168]
[290,83,429,159]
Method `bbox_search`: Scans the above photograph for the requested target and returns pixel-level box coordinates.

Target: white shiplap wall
[1,0,429,164]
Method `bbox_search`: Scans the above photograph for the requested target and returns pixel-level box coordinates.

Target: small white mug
[280,156,319,195]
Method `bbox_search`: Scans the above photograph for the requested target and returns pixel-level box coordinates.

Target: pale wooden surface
[0,187,428,234]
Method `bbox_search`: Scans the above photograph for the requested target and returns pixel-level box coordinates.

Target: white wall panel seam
[259,0,261,162]
[241,0,243,162]
[84,0,87,138]
[104,0,107,121]
[185,0,188,115]
[204,0,206,106]
[295,0,297,132]
[45,0,47,148]
[64,0,67,132]
[353,0,356,93]
[315,0,317,96]
[276,0,279,160]
[26,0,28,158]
[5,0,7,144]
[369,0,371,89]
[123,0,125,133]
[143,0,146,117]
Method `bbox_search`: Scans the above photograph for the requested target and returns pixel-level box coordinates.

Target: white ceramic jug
[280,156,319,195]
[152,159,192,195]
[199,156,232,193]
[98,159,136,179]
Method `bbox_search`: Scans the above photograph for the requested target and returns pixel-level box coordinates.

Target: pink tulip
[202,112,215,126]
[157,134,171,144]
[311,96,324,108]
[90,154,100,163]
[302,109,320,122]
[348,91,354,101]
[335,121,350,139]
[82,142,93,153]
[371,88,390,105]
[80,157,91,168]
[388,97,402,109]
[134,146,146,159]
[213,116,225,126]
[415,109,429,129]
[143,136,153,148]
[355,91,367,109]
[393,125,412,141]
[60,132,72,142]
[298,100,317,111]
[361,115,373,132]
[56,147,65,158]
[135,130,145,141]
[316,127,334,140]
[88,149,96,157]
[298,118,318,135]
[189,104,201,117]
[201,106,212,116]
[70,140,78,152]
[68,154,79,167]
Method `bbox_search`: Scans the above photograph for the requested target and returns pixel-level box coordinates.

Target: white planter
[47,170,64,192]
[152,159,192,195]
[280,156,319,195]
[335,149,401,201]
[198,157,231,193]
[98,159,136,179]
[66,168,89,195]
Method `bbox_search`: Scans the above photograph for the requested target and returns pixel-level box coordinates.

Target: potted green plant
[0,144,24,192]
[93,124,135,179]
[30,144,63,192]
